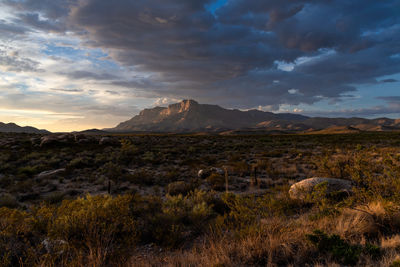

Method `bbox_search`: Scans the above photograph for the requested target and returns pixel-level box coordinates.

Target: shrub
[0,208,38,266]
[166,181,193,196]
[0,194,19,209]
[135,190,215,248]
[44,192,66,204]
[207,173,225,191]
[48,194,137,265]
[126,169,156,186]
[118,139,138,164]
[306,230,381,265]
[17,166,39,177]
[391,260,400,267]
[100,161,123,183]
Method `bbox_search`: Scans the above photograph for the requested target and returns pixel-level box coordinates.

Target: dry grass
[381,235,400,250]
[130,217,314,267]
[130,201,400,266]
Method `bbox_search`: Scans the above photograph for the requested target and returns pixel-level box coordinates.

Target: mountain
[0,122,50,134]
[110,99,308,132]
[109,99,400,133]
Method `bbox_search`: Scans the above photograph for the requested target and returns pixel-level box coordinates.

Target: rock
[198,167,225,178]
[289,177,352,200]
[42,238,67,254]
[40,135,59,146]
[74,134,95,144]
[210,167,225,175]
[77,134,96,144]
[74,133,87,141]
[57,134,75,142]
[37,168,66,179]
[40,134,75,147]
[198,169,211,178]
[99,137,119,146]
[30,137,41,145]
[77,138,91,144]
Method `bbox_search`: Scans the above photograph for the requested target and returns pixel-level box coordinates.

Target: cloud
[381,79,398,83]
[0,49,40,72]
[60,70,119,80]
[0,20,29,36]
[303,96,400,118]
[0,0,399,130]
[51,88,83,93]
[63,0,400,108]
[17,12,66,32]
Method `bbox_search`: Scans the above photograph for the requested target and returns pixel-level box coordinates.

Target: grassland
[2,132,400,266]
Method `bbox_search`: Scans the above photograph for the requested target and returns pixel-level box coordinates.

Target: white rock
[289,177,352,200]
[37,168,66,179]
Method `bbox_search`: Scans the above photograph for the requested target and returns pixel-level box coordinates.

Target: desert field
[2,132,400,266]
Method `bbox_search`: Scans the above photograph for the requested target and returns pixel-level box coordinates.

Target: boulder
[40,135,59,146]
[42,238,67,254]
[74,134,87,141]
[40,134,76,147]
[198,169,211,178]
[57,134,75,143]
[198,167,225,178]
[37,168,66,179]
[210,167,225,175]
[30,137,41,145]
[289,177,352,200]
[74,134,95,144]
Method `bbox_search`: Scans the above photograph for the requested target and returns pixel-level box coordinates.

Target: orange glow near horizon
[0,108,120,132]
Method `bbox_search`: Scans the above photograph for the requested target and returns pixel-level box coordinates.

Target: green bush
[0,208,39,266]
[390,260,400,267]
[133,190,215,248]
[49,195,137,265]
[306,230,381,265]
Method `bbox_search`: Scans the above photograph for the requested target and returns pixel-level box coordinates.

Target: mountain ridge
[0,122,50,134]
[109,99,400,133]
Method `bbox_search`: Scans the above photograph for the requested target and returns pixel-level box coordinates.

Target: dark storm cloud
[3,0,400,109]
[65,0,400,107]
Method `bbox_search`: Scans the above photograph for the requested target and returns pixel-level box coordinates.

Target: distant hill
[75,129,109,135]
[0,122,50,134]
[108,99,400,133]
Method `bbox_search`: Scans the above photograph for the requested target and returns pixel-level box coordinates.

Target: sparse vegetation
[2,132,400,265]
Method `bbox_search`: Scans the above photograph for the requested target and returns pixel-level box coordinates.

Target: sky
[0,0,399,132]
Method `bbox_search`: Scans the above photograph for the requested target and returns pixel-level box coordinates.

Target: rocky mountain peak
[109,99,400,133]
[160,99,199,116]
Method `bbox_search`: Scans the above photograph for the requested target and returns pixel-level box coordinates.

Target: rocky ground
[0,131,399,208]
